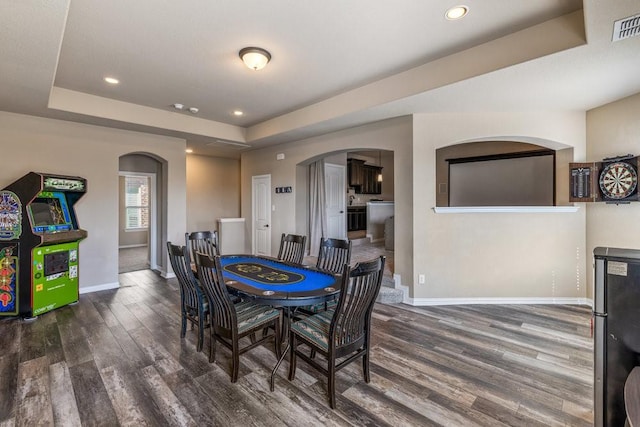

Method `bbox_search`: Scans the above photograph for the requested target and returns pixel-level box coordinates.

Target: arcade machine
[0,172,87,318]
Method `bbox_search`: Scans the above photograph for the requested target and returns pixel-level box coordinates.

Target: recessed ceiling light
[185,148,193,153]
[233,110,244,116]
[104,76,119,84]
[445,5,468,20]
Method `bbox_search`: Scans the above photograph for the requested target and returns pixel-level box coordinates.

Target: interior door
[252,174,271,256]
[325,163,346,239]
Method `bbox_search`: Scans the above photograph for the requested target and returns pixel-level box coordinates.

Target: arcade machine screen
[28,192,73,233]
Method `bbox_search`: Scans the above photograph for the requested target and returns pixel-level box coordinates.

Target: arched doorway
[118,153,166,273]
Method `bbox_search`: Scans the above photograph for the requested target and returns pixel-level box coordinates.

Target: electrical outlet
[419,274,425,285]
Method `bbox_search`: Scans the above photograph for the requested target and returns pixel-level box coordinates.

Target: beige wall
[241,116,413,286]
[413,111,587,301]
[0,111,187,290]
[186,154,240,232]
[586,92,640,299]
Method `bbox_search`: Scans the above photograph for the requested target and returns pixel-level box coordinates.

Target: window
[124,175,150,230]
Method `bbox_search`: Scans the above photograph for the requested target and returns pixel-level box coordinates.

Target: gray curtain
[309,159,327,256]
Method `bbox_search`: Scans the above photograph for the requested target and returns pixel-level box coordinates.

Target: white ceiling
[1,0,639,158]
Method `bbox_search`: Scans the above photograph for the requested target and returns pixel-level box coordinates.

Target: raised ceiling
[1,1,640,157]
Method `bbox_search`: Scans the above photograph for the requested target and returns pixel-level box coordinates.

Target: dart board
[598,161,638,200]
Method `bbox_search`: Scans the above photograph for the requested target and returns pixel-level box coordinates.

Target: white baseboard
[404,296,593,307]
[160,269,176,279]
[79,282,120,295]
[118,244,148,249]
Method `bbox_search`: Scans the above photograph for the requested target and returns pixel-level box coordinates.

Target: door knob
[339,211,344,213]
[265,224,269,227]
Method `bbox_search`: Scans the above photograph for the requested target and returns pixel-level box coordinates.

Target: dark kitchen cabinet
[348,159,382,194]
[347,206,366,231]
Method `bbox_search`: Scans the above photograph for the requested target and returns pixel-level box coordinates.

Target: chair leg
[209,330,216,363]
[363,350,370,383]
[197,312,204,352]
[180,311,187,338]
[274,319,282,359]
[288,333,297,381]
[328,357,337,409]
[231,337,240,383]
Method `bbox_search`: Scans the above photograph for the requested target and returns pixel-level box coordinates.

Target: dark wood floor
[0,270,594,426]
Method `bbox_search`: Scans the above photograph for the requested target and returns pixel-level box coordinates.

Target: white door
[325,164,346,239]
[252,174,271,255]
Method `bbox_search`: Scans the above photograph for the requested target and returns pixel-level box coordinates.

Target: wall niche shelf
[433,206,580,214]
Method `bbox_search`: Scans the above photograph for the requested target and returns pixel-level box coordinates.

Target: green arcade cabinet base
[31,241,79,316]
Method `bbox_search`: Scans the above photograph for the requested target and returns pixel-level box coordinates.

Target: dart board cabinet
[570,155,639,203]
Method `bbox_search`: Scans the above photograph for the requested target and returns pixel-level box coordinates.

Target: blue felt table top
[219,255,336,292]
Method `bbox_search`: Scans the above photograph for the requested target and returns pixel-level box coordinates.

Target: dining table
[218,254,340,391]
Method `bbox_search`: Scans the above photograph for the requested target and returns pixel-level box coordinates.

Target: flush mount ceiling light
[239,47,271,71]
[445,5,469,20]
[104,76,119,84]
[233,110,244,116]
[185,148,193,153]
[172,103,184,110]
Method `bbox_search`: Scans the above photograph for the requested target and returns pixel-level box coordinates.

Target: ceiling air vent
[613,13,640,42]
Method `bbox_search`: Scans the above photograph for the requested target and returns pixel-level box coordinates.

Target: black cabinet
[347,206,366,231]
[348,159,382,194]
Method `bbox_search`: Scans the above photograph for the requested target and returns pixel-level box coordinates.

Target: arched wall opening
[294,148,395,247]
[435,139,574,207]
[118,152,168,273]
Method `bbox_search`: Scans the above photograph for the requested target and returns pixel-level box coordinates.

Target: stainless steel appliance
[594,247,640,427]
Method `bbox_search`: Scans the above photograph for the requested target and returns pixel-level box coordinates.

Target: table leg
[270,306,293,391]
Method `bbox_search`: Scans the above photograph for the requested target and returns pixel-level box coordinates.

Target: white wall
[0,111,187,291]
[412,111,587,302]
[586,92,640,299]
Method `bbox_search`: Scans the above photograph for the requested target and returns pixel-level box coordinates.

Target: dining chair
[166,242,209,352]
[316,237,352,274]
[277,233,306,264]
[186,230,220,261]
[194,252,282,382]
[288,255,385,408]
[299,237,352,315]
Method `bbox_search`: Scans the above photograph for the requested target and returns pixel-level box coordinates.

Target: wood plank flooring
[0,270,594,426]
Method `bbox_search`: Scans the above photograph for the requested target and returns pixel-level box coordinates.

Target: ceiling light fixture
[188,107,199,114]
[104,76,119,84]
[233,110,244,116]
[173,103,184,110]
[185,148,193,153]
[239,47,271,71]
[445,5,469,20]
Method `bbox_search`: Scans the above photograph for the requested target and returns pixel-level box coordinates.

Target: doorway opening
[298,149,396,288]
[118,153,163,274]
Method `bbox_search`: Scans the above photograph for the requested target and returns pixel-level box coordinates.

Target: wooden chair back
[316,237,352,274]
[331,256,385,356]
[166,242,203,311]
[277,233,306,264]
[186,231,219,261]
[194,252,237,332]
